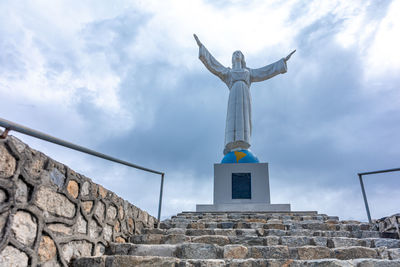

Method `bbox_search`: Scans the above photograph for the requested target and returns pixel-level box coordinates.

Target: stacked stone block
[75,212,400,266]
[375,214,400,239]
[0,135,155,266]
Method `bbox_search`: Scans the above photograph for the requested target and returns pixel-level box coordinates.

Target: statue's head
[232,50,246,68]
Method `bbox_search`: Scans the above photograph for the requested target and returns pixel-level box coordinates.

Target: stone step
[142,227,383,239]
[145,228,261,237]
[173,212,342,221]
[170,214,339,220]
[159,221,373,232]
[176,211,321,217]
[172,217,333,221]
[73,255,400,267]
[167,217,342,224]
[165,221,369,228]
[130,233,400,248]
[105,243,400,261]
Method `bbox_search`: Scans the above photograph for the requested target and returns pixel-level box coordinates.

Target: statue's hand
[194,34,202,47]
[285,49,296,62]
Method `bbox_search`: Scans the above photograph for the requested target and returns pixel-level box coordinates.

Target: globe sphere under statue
[221,149,259,164]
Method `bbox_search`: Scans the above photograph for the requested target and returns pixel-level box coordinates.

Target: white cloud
[365,0,400,78]
[0,1,139,143]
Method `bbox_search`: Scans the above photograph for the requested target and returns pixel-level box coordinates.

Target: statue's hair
[232,50,246,68]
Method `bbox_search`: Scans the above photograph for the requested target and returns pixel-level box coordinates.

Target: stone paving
[74,211,400,266]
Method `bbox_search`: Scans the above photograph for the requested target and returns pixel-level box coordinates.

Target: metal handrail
[0,117,165,224]
[358,168,400,223]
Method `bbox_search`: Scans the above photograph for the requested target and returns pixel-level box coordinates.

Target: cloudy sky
[1,0,400,221]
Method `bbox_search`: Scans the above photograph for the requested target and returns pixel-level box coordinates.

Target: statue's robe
[198,45,287,155]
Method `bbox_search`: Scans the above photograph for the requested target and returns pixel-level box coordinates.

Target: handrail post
[0,128,10,139]
[157,173,165,226]
[358,173,372,223]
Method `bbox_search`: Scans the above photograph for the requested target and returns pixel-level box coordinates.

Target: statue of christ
[194,34,295,155]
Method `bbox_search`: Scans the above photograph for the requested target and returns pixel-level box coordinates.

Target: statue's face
[232,51,243,63]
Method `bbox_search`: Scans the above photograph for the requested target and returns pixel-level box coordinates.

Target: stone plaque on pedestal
[196,163,290,212]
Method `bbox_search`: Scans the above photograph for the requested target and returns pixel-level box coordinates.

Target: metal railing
[358,167,400,223]
[0,117,165,224]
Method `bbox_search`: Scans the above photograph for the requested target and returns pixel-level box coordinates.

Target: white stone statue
[194,34,295,155]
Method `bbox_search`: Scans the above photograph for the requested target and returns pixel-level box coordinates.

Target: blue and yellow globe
[221,149,259,164]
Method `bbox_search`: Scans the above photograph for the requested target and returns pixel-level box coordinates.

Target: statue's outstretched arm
[194,34,202,47]
[250,50,295,83]
[285,50,296,62]
[194,34,229,84]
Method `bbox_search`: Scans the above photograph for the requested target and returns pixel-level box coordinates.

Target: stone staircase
[73,211,400,266]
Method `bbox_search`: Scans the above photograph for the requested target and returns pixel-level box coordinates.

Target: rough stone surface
[128,217,135,233]
[126,244,177,257]
[0,212,8,235]
[131,234,164,244]
[112,255,180,266]
[0,189,7,203]
[281,236,312,247]
[11,210,37,246]
[192,235,230,246]
[9,136,26,153]
[389,248,400,260]
[107,205,117,221]
[313,236,328,246]
[34,186,76,218]
[119,205,124,220]
[48,223,73,236]
[98,185,107,198]
[224,245,248,258]
[329,237,363,248]
[0,245,29,267]
[0,144,16,178]
[373,238,400,248]
[73,257,400,267]
[165,234,190,244]
[114,221,120,232]
[15,179,28,203]
[350,259,400,266]
[178,243,219,259]
[95,243,105,256]
[26,152,47,179]
[103,224,113,241]
[50,168,65,188]
[41,259,61,267]
[38,235,57,263]
[297,246,331,260]
[94,201,105,222]
[62,240,93,262]
[251,245,290,259]
[116,237,126,243]
[81,181,90,196]
[67,180,79,198]
[82,201,93,214]
[89,220,102,239]
[333,246,378,260]
[375,214,400,239]
[75,213,87,234]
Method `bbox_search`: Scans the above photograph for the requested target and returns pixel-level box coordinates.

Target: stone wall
[374,214,400,239]
[0,134,156,266]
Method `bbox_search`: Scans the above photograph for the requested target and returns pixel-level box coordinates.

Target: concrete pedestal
[196,163,290,212]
